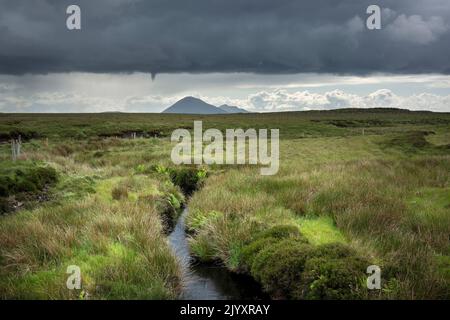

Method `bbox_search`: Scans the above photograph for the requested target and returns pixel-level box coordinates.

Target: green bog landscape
[0,110,448,299]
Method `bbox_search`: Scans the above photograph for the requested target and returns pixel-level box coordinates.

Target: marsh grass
[0,189,182,299]
[188,137,450,299]
[0,135,185,299]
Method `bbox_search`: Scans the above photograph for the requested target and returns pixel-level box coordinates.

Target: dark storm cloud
[0,0,449,75]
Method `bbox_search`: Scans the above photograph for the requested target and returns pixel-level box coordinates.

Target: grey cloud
[387,15,448,45]
[0,0,449,75]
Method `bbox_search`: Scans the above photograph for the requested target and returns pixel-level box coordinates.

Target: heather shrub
[251,240,314,298]
[295,255,368,300]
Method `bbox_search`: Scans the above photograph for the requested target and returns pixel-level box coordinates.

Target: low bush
[240,225,308,272]
[0,166,58,214]
[309,242,357,259]
[240,237,277,272]
[0,197,10,213]
[295,255,368,299]
[0,166,58,199]
[169,167,207,195]
[0,176,14,197]
[0,129,40,142]
[291,243,369,299]
[14,178,37,193]
[28,167,58,190]
[251,240,314,298]
[241,239,369,299]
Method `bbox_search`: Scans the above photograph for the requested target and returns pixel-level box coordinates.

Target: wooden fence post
[11,139,16,161]
[11,136,22,161]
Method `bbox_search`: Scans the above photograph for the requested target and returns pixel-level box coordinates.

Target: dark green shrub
[240,225,308,272]
[4,167,58,195]
[169,168,207,195]
[309,242,357,259]
[28,167,58,189]
[14,178,37,193]
[0,176,14,197]
[0,197,10,214]
[0,129,40,142]
[240,237,278,272]
[294,255,368,300]
[251,239,314,298]
[14,169,25,178]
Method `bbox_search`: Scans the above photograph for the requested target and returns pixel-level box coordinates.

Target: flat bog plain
[0,109,449,299]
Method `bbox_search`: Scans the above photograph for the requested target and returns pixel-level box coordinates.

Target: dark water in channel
[168,208,268,300]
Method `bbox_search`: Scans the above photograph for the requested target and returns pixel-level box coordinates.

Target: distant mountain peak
[179,96,200,102]
[162,97,249,114]
[162,97,226,114]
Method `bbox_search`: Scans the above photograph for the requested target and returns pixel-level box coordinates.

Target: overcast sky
[0,0,449,112]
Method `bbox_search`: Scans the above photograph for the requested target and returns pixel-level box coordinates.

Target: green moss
[2,269,71,299]
[95,177,123,202]
[296,217,347,245]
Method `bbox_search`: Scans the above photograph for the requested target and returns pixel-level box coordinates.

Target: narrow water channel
[168,208,268,300]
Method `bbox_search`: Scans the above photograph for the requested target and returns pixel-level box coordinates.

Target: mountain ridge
[218,104,249,113]
[162,97,249,114]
